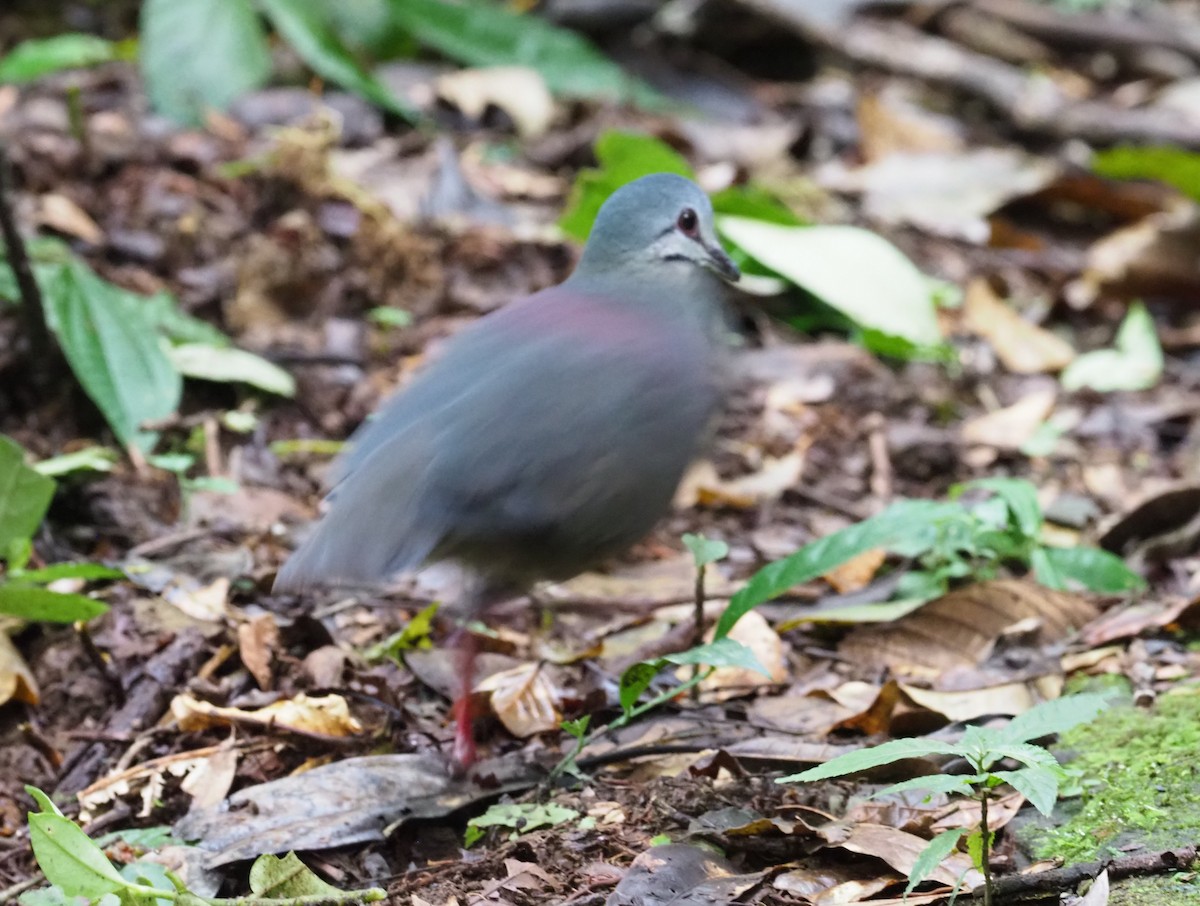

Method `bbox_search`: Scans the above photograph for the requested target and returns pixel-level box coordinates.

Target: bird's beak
[704,243,741,282]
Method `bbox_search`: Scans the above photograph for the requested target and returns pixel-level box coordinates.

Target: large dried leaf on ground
[0,630,38,705]
[477,662,563,737]
[818,823,984,891]
[688,610,788,700]
[607,843,765,906]
[962,279,1076,374]
[170,692,364,738]
[838,580,1097,674]
[962,389,1058,451]
[900,678,1064,723]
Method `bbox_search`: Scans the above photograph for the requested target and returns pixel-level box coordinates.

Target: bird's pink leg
[451,627,479,770]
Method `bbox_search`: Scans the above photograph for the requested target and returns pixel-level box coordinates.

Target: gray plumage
[274,173,739,603]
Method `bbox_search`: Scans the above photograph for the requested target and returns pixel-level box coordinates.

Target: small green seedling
[777,694,1111,905]
[464,801,580,848]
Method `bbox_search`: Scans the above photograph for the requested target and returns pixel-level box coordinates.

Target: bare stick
[0,142,50,361]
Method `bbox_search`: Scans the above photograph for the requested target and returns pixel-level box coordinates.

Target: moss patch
[1109,872,1200,906]
[1028,691,1200,864]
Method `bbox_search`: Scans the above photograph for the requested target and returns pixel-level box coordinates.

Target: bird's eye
[676,207,699,237]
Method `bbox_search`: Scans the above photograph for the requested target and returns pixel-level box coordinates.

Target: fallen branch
[987,845,1200,900]
[0,142,51,361]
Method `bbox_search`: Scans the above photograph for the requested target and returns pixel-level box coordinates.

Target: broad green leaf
[1092,145,1200,205]
[993,766,1062,815]
[0,587,108,622]
[0,436,55,556]
[980,742,1062,773]
[249,852,342,898]
[467,802,578,839]
[995,694,1110,745]
[717,218,941,346]
[42,261,182,452]
[966,828,992,873]
[682,533,728,569]
[28,812,127,898]
[0,34,117,84]
[25,786,64,816]
[140,292,230,347]
[166,344,296,397]
[711,184,804,226]
[34,447,119,477]
[776,597,929,631]
[140,0,271,125]
[871,773,981,801]
[960,477,1042,539]
[1035,545,1145,593]
[559,131,692,241]
[1060,302,1162,393]
[716,500,960,639]
[257,0,415,119]
[906,828,968,896]
[1029,545,1066,591]
[778,736,962,784]
[386,0,658,106]
[618,660,661,715]
[662,638,767,676]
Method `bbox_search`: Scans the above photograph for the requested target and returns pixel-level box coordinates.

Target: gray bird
[275,172,740,765]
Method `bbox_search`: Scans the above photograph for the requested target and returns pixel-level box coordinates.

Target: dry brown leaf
[161,576,230,623]
[963,279,1076,373]
[823,548,887,594]
[931,790,1025,835]
[676,452,805,510]
[684,609,788,700]
[37,193,103,244]
[962,389,1058,450]
[0,631,39,706]
[856,88,965,162]
[823,823,984,890]
[838,580,1097,676]
[1079,597,1200,646]
[477,662,562,737]
[548,554,734,604]
[436,67,554,138]
[900,679,1063,723]
[179,746,239,809]
[170,693,364,738]
[237,613,280,690]
[774,864,896,904]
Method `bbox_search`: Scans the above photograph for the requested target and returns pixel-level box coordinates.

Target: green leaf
[25,787,64,816]
[980,742,1062,773]
[139,0,271,125]
[906,828,968,896]
[959,477,1042,539]
[778,736,962,784]
[711,185,804,226]
[993,766,1062,816]
[257,0,416,119]
[1035,545,1145,593]
[1061,302,1162,393]
[1093,145,1200,205]
[249,852,341,899]
[27,811,127,898]
[871,773,981,801]
[717,218,941,347]
[42,261,182,452]
[682,533,728,569]
[0,34,117,84]
[996,694,1110,745]
[559,131,693,241]
[11,562,123,584]
[716,499,960,639]
[166,343,296,397]
[466,802,578,839]
[661,638,766,675]
[966,828,992,874]
[386,0,658,107]
[618,661,661,716]
[140,292,231,348]
[33,447,119,477]
[0,587,108,622]
[0,436,55,556]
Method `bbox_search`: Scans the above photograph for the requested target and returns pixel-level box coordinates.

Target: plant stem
[690,560,707,700]
[980,791,993,906]
[0,142,51,364]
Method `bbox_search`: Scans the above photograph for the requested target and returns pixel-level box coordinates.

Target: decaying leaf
[686,609,788,700]
[237,612,280,690]
[37,193,104,244]
[675,452,805,510]
[170,692,365,738]
[477,661,563,737]
[823,548,887,594]
[819,822,984,890]
[899,677,1064,723]
[435,66,555,138]
[962,279,1076,374]
[608,843,765,906]
[962,389,1059,451]
[0,629,39,706]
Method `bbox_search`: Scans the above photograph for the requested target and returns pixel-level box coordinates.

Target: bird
[274,172,741,767]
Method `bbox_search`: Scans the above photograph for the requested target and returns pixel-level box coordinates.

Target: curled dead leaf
[0,631,39,706]
[476,662,562,737]
[169,693,364,738]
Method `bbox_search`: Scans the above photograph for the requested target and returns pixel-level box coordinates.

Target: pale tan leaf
[37,193,104,244]
[170,693,364,737]
[962,389,1058,450]
[477,662,562,737]
[237,612,280,690]
[823,548,887,594]
[963,279,1076,373]
[0,631,39,706]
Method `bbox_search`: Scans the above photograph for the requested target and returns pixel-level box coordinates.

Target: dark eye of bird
[677,207,699,237]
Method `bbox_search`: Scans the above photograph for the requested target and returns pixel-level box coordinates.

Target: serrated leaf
[28,812,127,898]
[906,828,969,896]
[778,736,962,784]
[0,34,117,84]
[993,767,1062,815]
[166,344,296,397]
[257,0,415,119]
[0,587,108,622]
[982,742,1062,772]
[1061,302,1162,393]
[1035,546,1145,593]
[41,261,181,452]
[717,218,940,346]
[662,638,767,676]
[996,694,1110,745]
[0,436,55,556]
[871,773,981,801]
[716,499,960,639]
[386,0,658,107]
[139,0,271,125]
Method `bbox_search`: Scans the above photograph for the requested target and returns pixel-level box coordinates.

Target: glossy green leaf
[0,436,55,556]
[140,0,271,125]
[716,500,960,639]
[1035,545,1145,593]
[906,828,968,897]
[718,218,941,346]
[1061,302,1162,393]
[386,0,658,106]
[0,34,117,84]
[28,809,127,898]
[258,0,415,119]
[0,587,108,622]
[166,343,296,397]
[41,261,182,452]
[778,736,961,784]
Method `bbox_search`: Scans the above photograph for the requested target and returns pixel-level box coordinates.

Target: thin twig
[0,142,51,361]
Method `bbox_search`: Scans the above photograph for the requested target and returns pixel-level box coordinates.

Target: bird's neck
[564,262,729,342]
